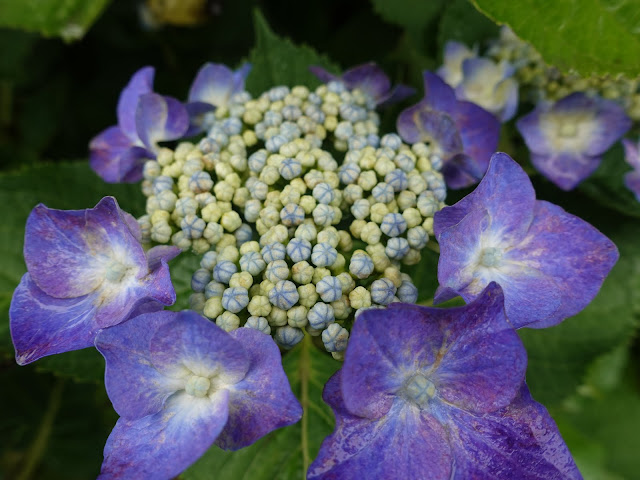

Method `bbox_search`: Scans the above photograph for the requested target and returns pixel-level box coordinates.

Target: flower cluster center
[402,373,436,408]
[105,260,130,283]
[185,374,211,397]
[480,247,503,268]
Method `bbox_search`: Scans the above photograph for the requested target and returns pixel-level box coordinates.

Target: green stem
[299,333,311,478]
[17,379,64,480]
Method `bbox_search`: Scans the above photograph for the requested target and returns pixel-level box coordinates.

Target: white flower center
[104,260,129,283]
[480,247,503,268]
[185,375,211,398]
[403,373,436,408]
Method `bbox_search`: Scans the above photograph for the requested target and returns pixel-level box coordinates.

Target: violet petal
[135,93,189,152]
[117,66,155,142]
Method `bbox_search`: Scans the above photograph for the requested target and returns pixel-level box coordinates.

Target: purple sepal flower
[516,92,631,190]
[95,310,302,480]
[309,62,414,107]
[308,285,582,480]
[89,67,190,183]
[436,41,477,88]
[186,63,251,135]
[434,152,618,329]
[9,197,180,365]
[397,72,500,189]
[622,138,640,201]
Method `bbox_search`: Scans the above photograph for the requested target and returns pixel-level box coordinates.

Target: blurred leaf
[246,10,341,96]
[472,0,640,76]
[579,144,640,218]
[437,0,499,52]
[35,348,104,383]
[406,246,440,303]
[371,0,445,34]
[0,162,144,362]
[0,0,112,41]
[520,223,640,406]
[184,335,341,480]
[167,252,201,311]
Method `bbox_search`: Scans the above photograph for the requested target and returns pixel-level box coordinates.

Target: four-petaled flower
[309,62,414,107]
[397,72,500,189]
[95,310,302,479]
[10,197,180,364]
[434,152,618,329]
[89,67,190,183]
[309,284,582,480]
[516,92,631,190]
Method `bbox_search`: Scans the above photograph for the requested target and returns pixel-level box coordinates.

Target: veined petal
[135,93,189,152]
[421,71,458,115]
[396,103,462,156]
[188,63,247,107]
[215,328,302,450]
[95,311,186,420]
[341,63,391,101]
[530,151,601,191]
[624,169,640,201]
[10,274,98,365]
[622,138,640,170]
[99,391,229,480]
[117,66,155,142]
[308,372,452,480]
[376,84,415,108]
[89,126,151,184]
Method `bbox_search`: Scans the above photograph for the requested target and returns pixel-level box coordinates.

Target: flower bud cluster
[487,26,640,119]
[136,79,445,357]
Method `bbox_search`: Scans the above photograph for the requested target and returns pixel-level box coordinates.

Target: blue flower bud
[248,150,268,172]
[282,105,302,121]
[244,316,271,335]
[280,121,301,140]
[265,260,290,283]
[275,325,304,349]
[349,252,374,279]
[280,203,306,227]
[327,80,347,93]
[367,133,380,147]
[394,153,416,172]
[268,86,290,101]
[239,251,266,276]
[316,276,342,302]
[312,182,335,205]
[348,135,368,150]
[385,237,410,260]
[322,323,349,352]
[234,223,253,246]
[380,133,402,151]
[380,213,407,237]
[287,238,312,263]
[181,215,206,239]
[262,242,286,263]
[221,117,243,135]
[213,260,237,284]
[372,182,395,203]
[397,280,419,303]
[370,278,397,305]
[308,302,335,330]
[269,280,299,309]
[340,103,367,122]
[266,134,287,152]
[279,158,302,180]
[222,287,250,313]
[191,268,211,293]
[205,280,225,299]
[407,226,429,249]
[351,199,370,220]
[189,172,214,193]
[311,242,338,267]
[263,110,283,127]
[305,105,325,123]
[175,197,198,217]
[385,169,409,192]
[152,176,174,195]
[338,163,360,185]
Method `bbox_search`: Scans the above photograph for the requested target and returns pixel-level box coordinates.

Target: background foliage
[0,0,638,479]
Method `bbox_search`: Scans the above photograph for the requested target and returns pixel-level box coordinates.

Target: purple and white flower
[9,197,180,365]
[96,310,302,479]
[308,285,582,479]
[434,152,618,329]
[436,41,477,88]
[309,62,414,107]
[89,67,190,183]
[516,92,631,190]
[622,138,640,201]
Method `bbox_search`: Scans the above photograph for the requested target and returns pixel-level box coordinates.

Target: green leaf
[371,0,445,33]
[406,245,440,303]
[0,0,112,41]
[167,253,202,312]
[184,334,341,480]
[471,0,640,76]
[520,222,640,406]
[578,144,640,218]
[246,10,341,96]
[0,162,144,375]
[437,0,499,51]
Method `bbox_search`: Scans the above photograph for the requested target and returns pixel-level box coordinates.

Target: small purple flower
[95,310,302,479]
[89,67,190,183]
[517,92,631,190]
[9,197,180,365]
[436,41,477,88]
[397,72,500,189]
[622,138,640,201]
[308,284,582,480]
[309,62,414,107]
[434,152,618,329]
[186,62,252,134]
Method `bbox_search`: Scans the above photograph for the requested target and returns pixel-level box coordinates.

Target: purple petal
[184,101,216,137]
[89,127,151,184]
[215,328,302,450]
[506,200,618,329]
[376,84,415,108]
[117,67,155,142]
[396,104,462,156]
[135,93,189,152]
[341,63,391,101]
[624,169,640,201]
[149,311,249,380]
[188,63,246,107]
[437,41,476,87]
[421,71,458,114]
[584,98,631,155]
[308,372,453,480]
[497,77,519,122]
[10,274,98,365]
[99,391,229,480]
[309,65,339,84]
[516,107,553,155]
[530,151,601,190]
[445,385,582,479]
[95,311,186,420]
[442,153,486,189]
[622,138,640,170]
[146,245,181,271]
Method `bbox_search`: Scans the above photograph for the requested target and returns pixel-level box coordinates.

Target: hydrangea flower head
[434,152,618,329]
[397,72,500,189]
[95,310,302,479]
[622,137,640,201]
[89,67,190,183]
[9,197,180,364]
[516,92,631,190]
[309,62,415,107]
[308,284,581,479]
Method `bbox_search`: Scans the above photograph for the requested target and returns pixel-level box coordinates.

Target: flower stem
[17,379,64,480]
